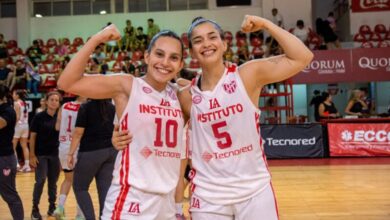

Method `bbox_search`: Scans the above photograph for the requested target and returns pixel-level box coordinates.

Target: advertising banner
[351,0,390,12]
[261,124,324,158]
[292,48,390,84]
[328,123,390,156]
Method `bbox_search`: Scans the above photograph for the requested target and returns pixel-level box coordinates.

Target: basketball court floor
[1,157,390,220]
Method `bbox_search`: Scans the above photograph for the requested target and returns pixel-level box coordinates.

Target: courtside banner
[351,0,390,12]
[328,123,390,156]
[261,124,324,159]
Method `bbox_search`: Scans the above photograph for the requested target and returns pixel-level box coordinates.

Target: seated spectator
[250,30,264,41]
[135,26,148,50]
[55,38,69,58]
[0,34,8,59]
[315,18,340,49]
[345,89,368,116]
[292,20,312,46]
[360,87,374,114]
[26,40,43,66]
[318,92,339,119]
[147,18,160,40]
[0,58,15,90]
[25,59,40,96]
[13,60,27,89]
[121,56,136,75]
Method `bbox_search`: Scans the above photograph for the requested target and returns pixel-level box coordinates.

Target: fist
[95,24,122,43]
[241,15,267,33]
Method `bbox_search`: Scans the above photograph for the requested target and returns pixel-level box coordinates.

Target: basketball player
[178,15,313,219]
[53,95,86,220]
[12,89,31,172]
[57,26,186,219]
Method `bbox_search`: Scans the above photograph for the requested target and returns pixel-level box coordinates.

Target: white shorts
[190,183,279,220]
[102,185,176,220]
[58,144,77,170]
[14,124,29,138]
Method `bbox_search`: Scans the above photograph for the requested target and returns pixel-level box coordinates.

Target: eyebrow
[192,31,218,41]
[155,48,181,57]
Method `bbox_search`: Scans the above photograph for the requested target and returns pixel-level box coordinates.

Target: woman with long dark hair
[67,98,116,219]
[29,91,62,219]
[0,85,24,220]
[12,89,31,172]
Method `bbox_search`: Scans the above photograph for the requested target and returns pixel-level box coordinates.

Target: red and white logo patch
[142,86,152,94]
[192,95,202,104]
[140,146,153,159]
[202,151,213,163]
[223,80,237,94]
[3,169,11,176]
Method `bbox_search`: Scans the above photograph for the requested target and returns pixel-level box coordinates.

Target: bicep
[240,55,305,87]
[64,74,132,99]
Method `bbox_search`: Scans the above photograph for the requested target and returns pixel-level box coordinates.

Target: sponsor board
[328,123,390,156]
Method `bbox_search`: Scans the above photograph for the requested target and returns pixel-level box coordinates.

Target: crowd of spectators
[0,12,343,97]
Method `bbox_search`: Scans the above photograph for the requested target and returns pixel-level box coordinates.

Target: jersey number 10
[154,118,178,148]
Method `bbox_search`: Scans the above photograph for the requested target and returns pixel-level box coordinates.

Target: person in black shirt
[29,91,62,219]
[0,85,24,220]
[309,90,322,122]
[318,92,339,119]
[67,99,117,220]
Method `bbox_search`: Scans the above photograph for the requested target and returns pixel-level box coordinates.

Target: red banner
[328,123,390,156]
[292,47,390,84]
[351,0,390,12]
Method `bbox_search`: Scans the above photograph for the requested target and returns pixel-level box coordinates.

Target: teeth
[157,68,169,74]
[202,50,214,56]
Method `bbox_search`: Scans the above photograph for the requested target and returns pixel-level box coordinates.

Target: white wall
[29,7,261,44]
[262,0,313,30]
[0,18,17,40]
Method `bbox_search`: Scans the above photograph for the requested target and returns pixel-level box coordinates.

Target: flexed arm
[239,15,313,89]
[57,24,131,99]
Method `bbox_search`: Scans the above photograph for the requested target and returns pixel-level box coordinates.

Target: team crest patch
[192,95,202,104]
[3,168,11,176]
[142,86,152,94]
[223,80,237,94]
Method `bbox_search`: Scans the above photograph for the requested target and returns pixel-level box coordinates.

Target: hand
[94,24,122,44]
[67,154,74,169]
[241,15,268,33]
[176,78,191,88]
[29,155,39,168]
[112,124,133,150]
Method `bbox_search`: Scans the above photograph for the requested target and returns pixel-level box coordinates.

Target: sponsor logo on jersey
[341,129,390,143]
[140,146,153,159]
[142,86,152,94]
[266,137,316,146]
[192,95,202,104]
[202,144,253,162]
[128,202,140,215]
[64,102,81,111]
[222,80,237,94]
[139,104,183,118]
[140,146,181,159]
[160,99,171,107]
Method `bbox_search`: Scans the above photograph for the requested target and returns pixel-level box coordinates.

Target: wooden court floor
[1,157,390,220]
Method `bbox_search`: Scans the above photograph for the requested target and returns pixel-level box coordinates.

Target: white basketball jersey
[190,65,271,205]
[59,101,81,146]
[113,77,184,194]
[16,100,28,125]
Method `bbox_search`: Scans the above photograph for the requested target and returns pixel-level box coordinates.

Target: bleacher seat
[181,33,189,49]
[361,41,375,48]
[46,38,57,48]
[6,40,17,49]
[73,37,84,46]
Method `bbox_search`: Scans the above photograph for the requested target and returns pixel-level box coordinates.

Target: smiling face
[144,36,184,87]
[189,22,227,66]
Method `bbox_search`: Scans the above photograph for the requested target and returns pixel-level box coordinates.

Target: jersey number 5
[211,121,232,149]
[154,118,178,148]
